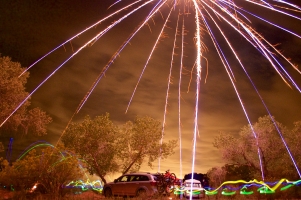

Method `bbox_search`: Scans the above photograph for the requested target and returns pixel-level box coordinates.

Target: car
[183,179,205,199]
[102,172,159,198]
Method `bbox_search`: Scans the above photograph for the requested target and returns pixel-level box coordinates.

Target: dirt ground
[65,191,177,199]
[0,189,13,200]
[0,190,102,200]
[0,190,177,200]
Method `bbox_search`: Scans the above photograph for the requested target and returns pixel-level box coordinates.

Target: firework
[1,0,301,186]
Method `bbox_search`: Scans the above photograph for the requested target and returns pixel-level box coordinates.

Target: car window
[152,174,160,181]
[116,174,152,182]
[132,175,143,181]
[142,175,150,181]
[118,175,129,182]
[185,183,200,187]
[128,175,137,181]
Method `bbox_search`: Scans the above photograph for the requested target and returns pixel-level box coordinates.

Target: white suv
[103,172,159,198]
[183,179,205,199]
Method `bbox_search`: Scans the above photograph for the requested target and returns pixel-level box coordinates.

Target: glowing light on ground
[173,178,301,196]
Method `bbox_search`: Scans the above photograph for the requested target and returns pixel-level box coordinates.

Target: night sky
[1,0,301,180]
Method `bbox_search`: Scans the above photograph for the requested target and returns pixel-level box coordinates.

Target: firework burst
[1,0,301,185]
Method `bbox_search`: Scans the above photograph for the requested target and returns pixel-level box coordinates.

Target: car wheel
[104,188,112,197]
[136,188,147,199]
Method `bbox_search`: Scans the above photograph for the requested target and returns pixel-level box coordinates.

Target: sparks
[2,0,301,182]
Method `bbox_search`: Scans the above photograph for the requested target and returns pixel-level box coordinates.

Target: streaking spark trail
[1,2,301,197]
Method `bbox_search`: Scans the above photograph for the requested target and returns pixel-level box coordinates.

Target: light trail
[274,0,301,10]
[1,0,154,128]
[58,0,167,146]
[78,0,168,114]
[126,1,170,113]
[245,0,301,20]
[190,1,202,199]
[18,0,147,77]
[124,4,175,172]
[178,15,185,182]
[173,178,301,196]
[197,3,267,180]
[159,10,180,172]
[200,1,300,178]
[206,23,266,182]
[201,0,298,90]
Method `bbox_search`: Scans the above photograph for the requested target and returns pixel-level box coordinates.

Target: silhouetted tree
[0,146,83,197]
[61,113,119,184]
[213,115,300,180]
[61,114,177,184]
[118,116,177,174]
[0,55,52,147]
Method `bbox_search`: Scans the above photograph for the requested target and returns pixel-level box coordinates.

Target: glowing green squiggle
[17,143,65,160]
[174,178,301,196]
[66,179,103,192]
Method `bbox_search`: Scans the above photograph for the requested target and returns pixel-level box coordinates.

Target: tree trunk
[122,151,142,174]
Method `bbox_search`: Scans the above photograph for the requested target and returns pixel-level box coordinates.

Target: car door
[134,175,151,194]
[125,175,139,196]
[111,175,129,195]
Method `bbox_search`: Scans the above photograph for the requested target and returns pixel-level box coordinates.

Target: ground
[0,189,177,199]
[0,189,13,200]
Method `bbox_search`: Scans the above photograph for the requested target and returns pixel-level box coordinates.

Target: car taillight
[150,181,157,186]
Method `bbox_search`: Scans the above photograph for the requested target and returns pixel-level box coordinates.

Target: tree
[35,146,84,197]
[61,113,119,184]
[223,164,254,181]
[0,146,83,197]
[285,121,301,179]
[213,115,300,180]
[118,116,177,174]
[0,55,52,137]
[61,114,178,184]
[206,167,226,188]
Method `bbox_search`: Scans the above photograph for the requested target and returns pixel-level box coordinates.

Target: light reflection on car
[182,179,205,199]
